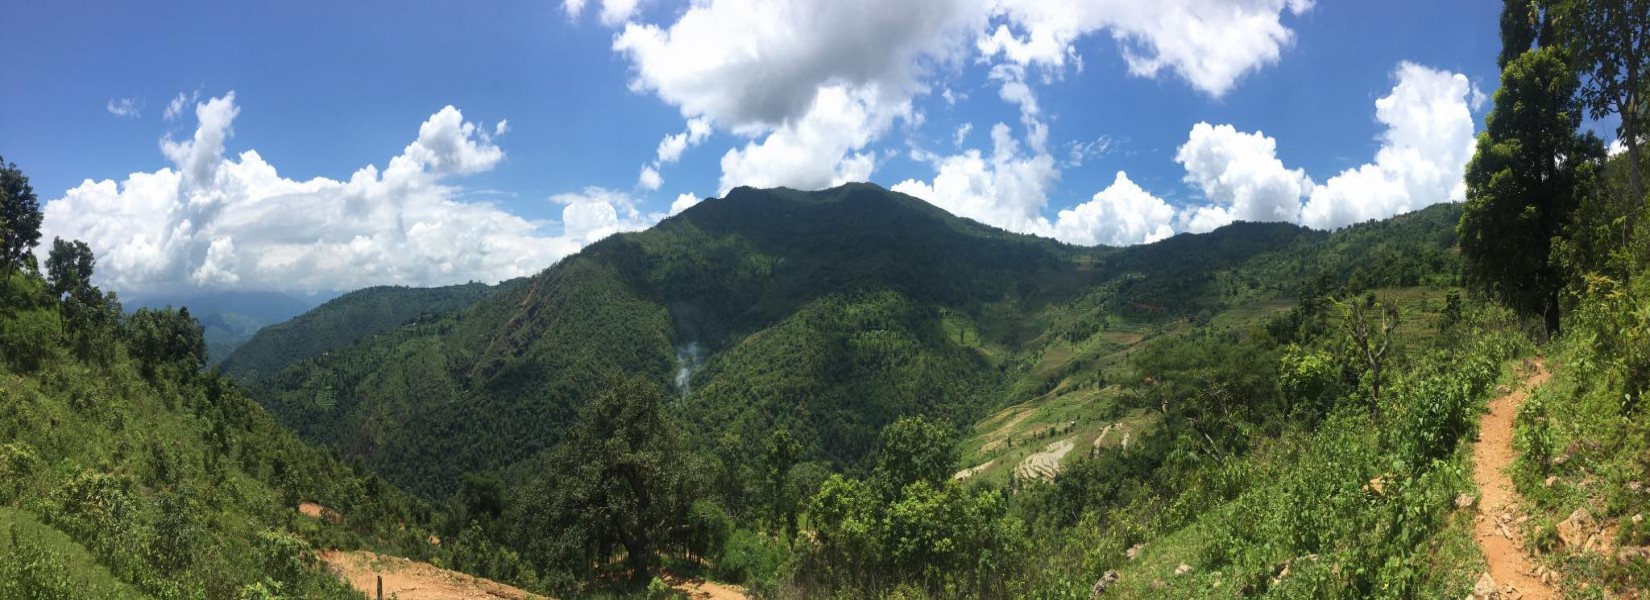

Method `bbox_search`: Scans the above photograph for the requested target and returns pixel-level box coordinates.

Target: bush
[0,525,77,599]
[713,529,788,586]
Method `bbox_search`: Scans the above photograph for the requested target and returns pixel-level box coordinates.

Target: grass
[0,507,148,598]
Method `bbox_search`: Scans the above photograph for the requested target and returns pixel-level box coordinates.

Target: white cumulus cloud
[41,92,647,295]
[1053,171,1176,246]
[638,165,663,190]
[1174,122,1312,232]
[981,0,1313,97]
[718,86,892,193]
[1300,62,1478,229]
[892,122,1058,236]
[669,192,702,216]
[609,0,1313,199]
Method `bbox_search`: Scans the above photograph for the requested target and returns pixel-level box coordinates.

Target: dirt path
[319,550,548,600]
[1471,358,1555,599]
[664,574,749,600]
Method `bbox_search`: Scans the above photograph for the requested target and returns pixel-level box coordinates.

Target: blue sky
[2,0,1516,296]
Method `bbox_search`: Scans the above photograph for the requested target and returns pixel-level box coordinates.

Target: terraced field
[1014,439,1075,482]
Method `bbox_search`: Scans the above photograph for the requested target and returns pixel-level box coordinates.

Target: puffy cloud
[981,0,1313,97]
[893,122,1058,235]
[718,86,892,193]
[550,186,655,245]
[41,92,641,295]
[1609,137,1628,157]
[669,192,702,216]
[1174,122,1312,231]
[106,98,140,118]
[638,165,663,190]
[896,125,1176,247]
[1300,62,1478,229]
[612,0,985,130]
[655,117,712,164]
[610,0,1312,198]
[1053,171,1175,246]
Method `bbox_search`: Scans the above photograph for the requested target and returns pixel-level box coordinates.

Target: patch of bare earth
[665,574,748,600]
[319,550,548,600]
[298,502,341,523]
[1470,358,1557,599]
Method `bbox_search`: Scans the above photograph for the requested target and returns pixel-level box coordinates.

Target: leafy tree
[871,415,957,496]
[124,307,209,378]
[763,429,801,537]
[45,238,95,307]
[0,156,43,276]
[1553,0,1650,197]
[513,375,695,581]
[1460,3,1605,334]
[44,238,121,363]
[1498,0,1538,69]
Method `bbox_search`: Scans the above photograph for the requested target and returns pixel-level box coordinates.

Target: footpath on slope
[1470,358,1556,599]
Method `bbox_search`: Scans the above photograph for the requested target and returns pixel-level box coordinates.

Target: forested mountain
[235,184,1461,500]
[7,2,1648,596]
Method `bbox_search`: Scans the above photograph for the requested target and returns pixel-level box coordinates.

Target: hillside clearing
[320,550,547,600]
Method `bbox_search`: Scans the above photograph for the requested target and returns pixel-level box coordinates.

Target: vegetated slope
[237,183,1463,500]
[0,271,436,598]
[220,282,495,381]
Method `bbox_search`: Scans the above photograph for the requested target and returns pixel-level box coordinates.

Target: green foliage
[124,306,209,380]
[509,374,699,584]
[1551,0,1650,197]
[0,156,43,274]
[872,415,959,496]
[1460,26,1606,333]
[712,528,787,586]
[793,418,1029,598]
[0,255,434,597]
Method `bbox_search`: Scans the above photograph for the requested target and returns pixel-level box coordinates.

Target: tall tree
[1553,0,1650,198]
[514,375,695,580]
[1460,3,1604,334]
[764,428,802,537]
[45,238,95,304]
[0,156,43,275]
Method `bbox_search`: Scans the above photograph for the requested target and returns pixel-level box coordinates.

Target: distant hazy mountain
[125,290,328,364]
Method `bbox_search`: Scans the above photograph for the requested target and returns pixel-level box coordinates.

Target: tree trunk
[1545,288,1562,337]
[623,538,651,581]
[1627,120,1645,201]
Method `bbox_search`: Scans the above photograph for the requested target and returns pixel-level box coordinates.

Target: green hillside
[237,185,1461,498]
[214,178,1498,596]
[0,265,438,598]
